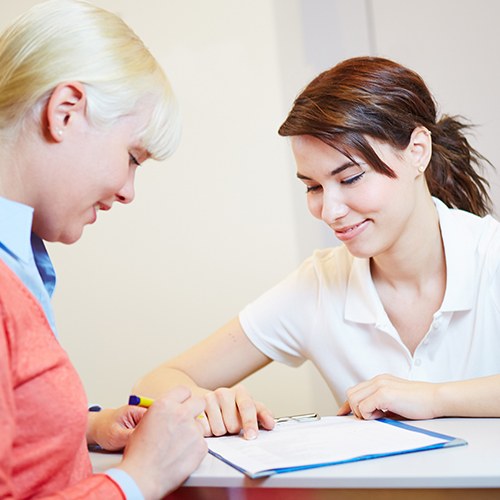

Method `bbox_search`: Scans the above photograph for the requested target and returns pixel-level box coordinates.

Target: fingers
[203,390,229,436]
[200,384,273,439]
[335,375,390,420]
[346,376,393,420]
[122,406,147,428]
[343,374,420,420]
[336,400,351,416]
[204,386,257,438]
[234,385,258,439]
[256,402,275,431]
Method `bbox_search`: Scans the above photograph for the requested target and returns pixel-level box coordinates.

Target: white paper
[206,416,461,478]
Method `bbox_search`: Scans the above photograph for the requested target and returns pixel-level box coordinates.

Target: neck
[370,195,445,291]
[0,136,34,205]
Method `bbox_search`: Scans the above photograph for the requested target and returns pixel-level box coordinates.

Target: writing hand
[119,386,207,499]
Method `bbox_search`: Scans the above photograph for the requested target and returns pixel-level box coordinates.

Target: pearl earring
[418,165,426,173]
[57,129,63,136]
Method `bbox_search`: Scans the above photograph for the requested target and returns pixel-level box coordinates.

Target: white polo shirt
[239,198,500,405]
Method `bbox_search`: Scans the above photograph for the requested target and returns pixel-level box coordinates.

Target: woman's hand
[197,384,275,440]
[337,374,441,420]
[118,386,207,499]
[87,405,147,451]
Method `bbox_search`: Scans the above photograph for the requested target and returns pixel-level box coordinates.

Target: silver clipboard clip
[274,412,320,424]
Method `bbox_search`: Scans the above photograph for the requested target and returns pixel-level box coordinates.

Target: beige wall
[2,0,499,416]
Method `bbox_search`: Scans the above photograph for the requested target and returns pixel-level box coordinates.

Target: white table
[91,418,500,498]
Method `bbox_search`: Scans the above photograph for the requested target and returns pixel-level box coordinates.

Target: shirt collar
[344,197,475,324]
[434,197,476,312]
[345,257,387,324]
[0,196,34,263]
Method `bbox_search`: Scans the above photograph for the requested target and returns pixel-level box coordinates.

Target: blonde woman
[0,1,206,498]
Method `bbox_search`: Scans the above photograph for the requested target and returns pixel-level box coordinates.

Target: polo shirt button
[414,358,422,366]
[432,321,440,329]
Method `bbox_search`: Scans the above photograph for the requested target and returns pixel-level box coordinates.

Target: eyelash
[129,153,140,166]
[341,171,365,185]
[305,171,365,193]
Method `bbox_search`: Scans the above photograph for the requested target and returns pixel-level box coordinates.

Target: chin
[61,233,84,245]
[53,227,85,245]
[343,243,376,260]
[33,219,85,244]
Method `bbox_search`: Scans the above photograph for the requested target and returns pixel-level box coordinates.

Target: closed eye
[306,185,322,193]
[341,172,365,185]
[129,153,141,167]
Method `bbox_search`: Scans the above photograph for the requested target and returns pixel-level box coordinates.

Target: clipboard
[206,415,467,479]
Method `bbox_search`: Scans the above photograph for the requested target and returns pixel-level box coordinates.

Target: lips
[332,219,370,241]
[95,203,111,212]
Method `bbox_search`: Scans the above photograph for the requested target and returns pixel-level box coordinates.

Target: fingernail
[244,429,257,440]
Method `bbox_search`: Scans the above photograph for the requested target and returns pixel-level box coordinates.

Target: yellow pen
[128,394,154,407]
[128,394,205,420]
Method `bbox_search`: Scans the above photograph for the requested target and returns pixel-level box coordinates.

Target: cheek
[354,191,379,212]
[352,179,393,212]
[307,194,323,220]
[107,159,131,191]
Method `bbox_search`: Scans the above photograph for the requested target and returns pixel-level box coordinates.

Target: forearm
[435,374,500,417]
[133,318,271,398]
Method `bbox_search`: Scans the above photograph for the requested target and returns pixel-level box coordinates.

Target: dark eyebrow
[296,161,358,181]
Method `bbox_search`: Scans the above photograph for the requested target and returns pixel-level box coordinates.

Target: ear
[406,126,432,177]
[46,82,87,142]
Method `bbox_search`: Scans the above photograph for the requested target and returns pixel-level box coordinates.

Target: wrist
[432,382,451,418]
[105,468,145,500]
[86,406,103,446]
[116,463,158,500]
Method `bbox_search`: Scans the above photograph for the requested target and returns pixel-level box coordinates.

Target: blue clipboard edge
[208,418,468,480]
[377,417,466,442]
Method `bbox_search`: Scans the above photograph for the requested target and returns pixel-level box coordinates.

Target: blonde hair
[0,0,180,160]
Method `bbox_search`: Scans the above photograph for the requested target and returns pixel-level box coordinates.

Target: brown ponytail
[278,57,492,216]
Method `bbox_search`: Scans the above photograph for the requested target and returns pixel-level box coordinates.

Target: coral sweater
[0,260,124,499]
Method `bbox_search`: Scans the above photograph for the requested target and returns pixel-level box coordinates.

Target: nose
[321,192,348,225]
[115,169,136,204]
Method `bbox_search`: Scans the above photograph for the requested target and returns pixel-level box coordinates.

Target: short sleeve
[239,254,323,367]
